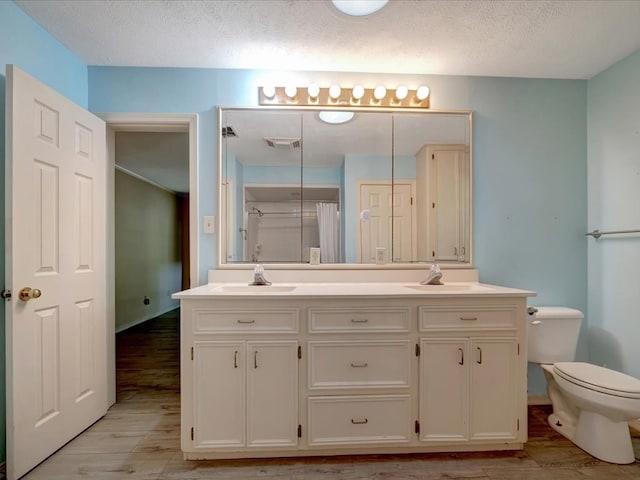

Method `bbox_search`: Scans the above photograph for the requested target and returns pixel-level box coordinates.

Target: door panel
[420,338,469,442]
[246,341,298,447]
[6,65,107,480]
[359,182,413,263]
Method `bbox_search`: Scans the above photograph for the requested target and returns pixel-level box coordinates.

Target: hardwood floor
[15,310,640,479]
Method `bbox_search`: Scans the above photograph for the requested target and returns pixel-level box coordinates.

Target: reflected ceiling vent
[221,126,237,138]
[264,137,301,149]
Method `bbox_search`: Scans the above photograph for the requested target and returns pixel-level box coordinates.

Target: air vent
[222,126,237,138]
[264,137,301,149]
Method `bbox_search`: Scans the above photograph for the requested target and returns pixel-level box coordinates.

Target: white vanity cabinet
[418,303,522,444]
[176,286,531,460]
[306,305,413,447]
[182,302,300,454]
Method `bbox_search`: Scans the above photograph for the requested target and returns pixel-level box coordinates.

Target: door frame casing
[100,113,199,405]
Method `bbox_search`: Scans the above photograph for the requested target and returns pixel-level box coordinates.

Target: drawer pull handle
[237,319,256,324]
[458,347,464,365]
[351,418,368,425]
[233,350,239,369]
[350,318,369,323]
[350,362,368,368]
[460,316,478,321]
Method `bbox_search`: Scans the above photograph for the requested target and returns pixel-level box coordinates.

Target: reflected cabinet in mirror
[219,107,472,266]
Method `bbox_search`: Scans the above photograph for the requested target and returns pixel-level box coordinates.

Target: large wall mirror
[218,106,472,267]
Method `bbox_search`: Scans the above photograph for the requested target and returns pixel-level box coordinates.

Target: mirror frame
[216,105,474,270]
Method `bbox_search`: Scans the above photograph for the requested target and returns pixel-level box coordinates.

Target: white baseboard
[527,395,551,405]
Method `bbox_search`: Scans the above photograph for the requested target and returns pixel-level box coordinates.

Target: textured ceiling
[16,0,640,79]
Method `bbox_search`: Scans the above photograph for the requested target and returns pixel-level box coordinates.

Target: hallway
[15,310,640,479]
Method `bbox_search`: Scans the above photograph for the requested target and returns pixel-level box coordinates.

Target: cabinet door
[247,341,298,447]
[193,341,246,448]
[470,338,518,441]
[419,338,469,442]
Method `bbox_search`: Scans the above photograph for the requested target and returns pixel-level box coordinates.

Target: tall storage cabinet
[415,144,470,262]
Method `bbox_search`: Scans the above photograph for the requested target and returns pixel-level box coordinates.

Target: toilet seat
[553,362,640,399]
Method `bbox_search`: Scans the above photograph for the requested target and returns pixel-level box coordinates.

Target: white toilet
[528,306,640,464]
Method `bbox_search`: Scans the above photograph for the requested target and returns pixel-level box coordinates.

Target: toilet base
[548,411,636,464]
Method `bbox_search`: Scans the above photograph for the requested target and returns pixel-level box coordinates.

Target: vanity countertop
[173,282,536,299]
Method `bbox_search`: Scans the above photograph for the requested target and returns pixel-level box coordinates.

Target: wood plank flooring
[13,310,640,479]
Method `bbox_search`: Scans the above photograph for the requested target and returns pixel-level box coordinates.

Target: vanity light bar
[258,85,430,108]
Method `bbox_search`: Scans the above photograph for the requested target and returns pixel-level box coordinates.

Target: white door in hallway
[5,65,108,479]
[358,182,414,263]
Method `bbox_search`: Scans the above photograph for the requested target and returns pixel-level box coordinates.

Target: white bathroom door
[5,65,108,480]
[358,182,413,263]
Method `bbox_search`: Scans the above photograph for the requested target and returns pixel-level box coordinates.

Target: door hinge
[414,420,420,435]
[517,343,520,356]
[298,424,302,438]
[191,346,194,360]
[1,289,11,301]
[191,427,194,440]
[517,418,520,431]
[415,343,421,357]
[297,345,302,359]
[431,153,435,160]
[410,196,414,206]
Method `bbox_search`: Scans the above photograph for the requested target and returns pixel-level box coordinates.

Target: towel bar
[585,229,640,239]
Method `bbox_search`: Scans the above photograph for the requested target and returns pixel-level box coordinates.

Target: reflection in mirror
[219,107,472,267]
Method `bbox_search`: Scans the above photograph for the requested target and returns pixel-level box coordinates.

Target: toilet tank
[527,306,583,364]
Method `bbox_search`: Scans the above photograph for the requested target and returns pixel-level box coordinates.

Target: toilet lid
[554,362,640,398]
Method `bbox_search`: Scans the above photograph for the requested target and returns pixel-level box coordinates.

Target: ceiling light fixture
[308,84,320,99]
[416,85,430,101]
[262,85,276,99]
[318,111,355,124]
[395,85,408,101]
[373,85,387,100]
[352,85,365,100]
[332,0,389,16]
[284,85,297,98]
[258,84,430,108]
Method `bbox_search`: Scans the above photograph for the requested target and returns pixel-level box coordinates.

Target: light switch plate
[203,216,215,234]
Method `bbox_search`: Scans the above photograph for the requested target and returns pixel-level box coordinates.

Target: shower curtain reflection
[316,202,340,263]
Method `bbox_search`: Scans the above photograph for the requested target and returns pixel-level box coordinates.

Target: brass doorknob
[19,287,42,302]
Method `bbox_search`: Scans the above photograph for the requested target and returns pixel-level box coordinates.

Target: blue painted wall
[1,0,89,464]
[89,68,588,396]
[587,49,640,379]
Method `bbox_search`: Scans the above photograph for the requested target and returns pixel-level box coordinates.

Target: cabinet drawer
[308,395,411,446]
[419,306,516,331]
[309,307,410,333]
[193,308,299,333]
[308,341,411,389]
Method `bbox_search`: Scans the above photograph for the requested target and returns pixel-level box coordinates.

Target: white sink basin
[404,283,494,293]
[213,285,297,293]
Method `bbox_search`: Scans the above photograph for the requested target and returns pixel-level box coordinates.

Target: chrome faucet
[421,263,443,285]
[250,264,271,286]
